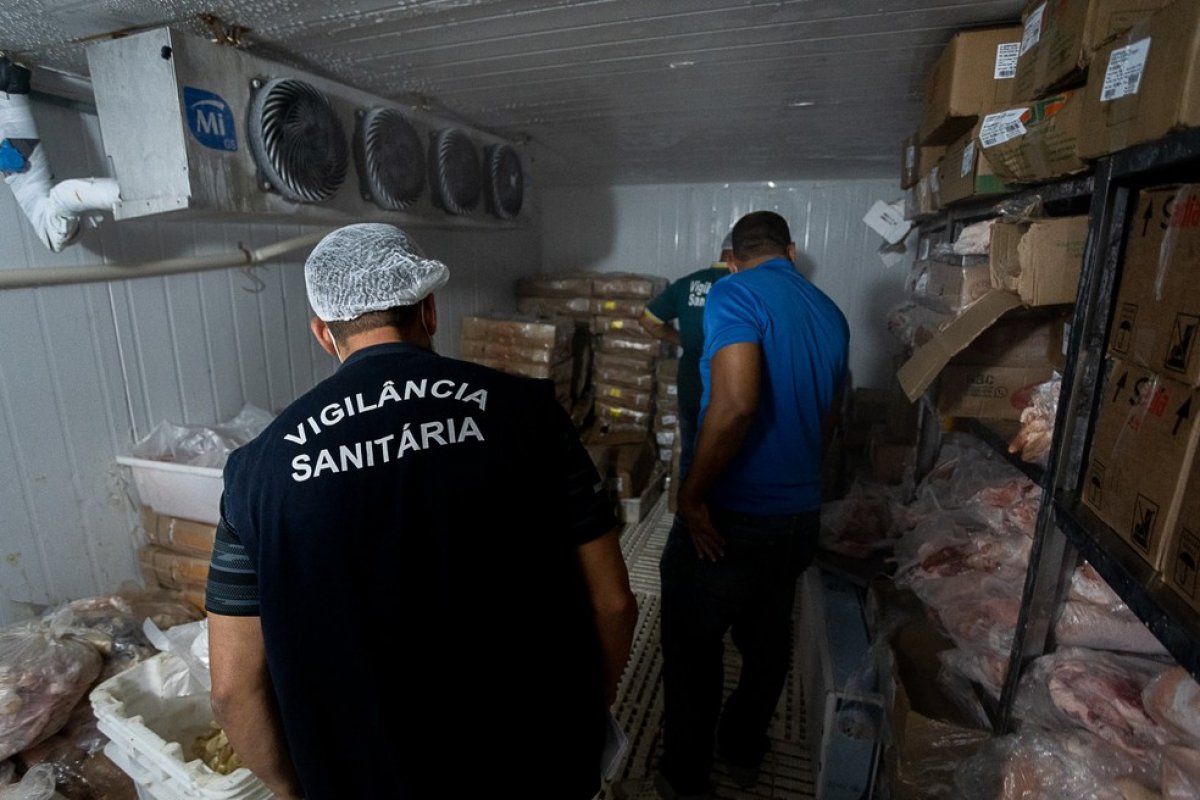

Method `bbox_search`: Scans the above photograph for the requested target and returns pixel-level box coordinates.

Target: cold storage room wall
[0,97,540,625]
[539,180,908,390]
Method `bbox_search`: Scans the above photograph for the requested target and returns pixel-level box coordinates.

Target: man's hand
[678,488,724,561]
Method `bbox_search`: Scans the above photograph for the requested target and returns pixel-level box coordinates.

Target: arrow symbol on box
[1114,371,1128,403]
[1175,397,1192,436]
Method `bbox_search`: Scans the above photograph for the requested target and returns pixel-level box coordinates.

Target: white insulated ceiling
[3,0,1024,186]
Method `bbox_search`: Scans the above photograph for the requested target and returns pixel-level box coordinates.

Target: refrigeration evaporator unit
[85,27,526,226]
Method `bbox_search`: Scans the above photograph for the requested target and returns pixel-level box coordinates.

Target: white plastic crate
[116,456,223,525]
[90,652,272,800]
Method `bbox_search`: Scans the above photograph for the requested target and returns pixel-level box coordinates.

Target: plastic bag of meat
[818,478,902,559]
[1162,746,1200,799]
[940,645,1011,705]
[1013,647,1175,759]
[0,763,56,800]
[894,514,1030,591]
[961,479,1042,538]
[0,622,102,762]
[899,433,1031,532]
[954,728,1159,800]
[1143,667,1200,747]
[1055,564,1168,656]
[1008,372,1061,467]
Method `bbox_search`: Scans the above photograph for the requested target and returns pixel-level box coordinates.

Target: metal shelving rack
[909,126,1200,733]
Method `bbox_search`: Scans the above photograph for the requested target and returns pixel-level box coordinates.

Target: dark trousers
[678,403,698,480]
[657,507,818,793]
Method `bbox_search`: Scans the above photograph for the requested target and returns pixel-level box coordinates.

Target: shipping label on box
[990,215,1088,305]
[1108,185,1200,385]
[1163,466,1200,613]
[936,363,1055,419]
[1078,1,1200,159]
[1082,358,1200,568]
[921,26,1023,145]
[980,92,1089,184]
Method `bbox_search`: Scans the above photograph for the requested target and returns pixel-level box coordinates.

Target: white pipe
[1,59,119,252]
[0,228,335,290]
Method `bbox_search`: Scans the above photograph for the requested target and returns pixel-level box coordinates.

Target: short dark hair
[326,304,421,341]
[731,211,792,260]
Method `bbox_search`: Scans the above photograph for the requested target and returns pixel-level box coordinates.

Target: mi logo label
[184,87,237,152]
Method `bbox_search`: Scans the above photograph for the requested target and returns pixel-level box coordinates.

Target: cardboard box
[618,462,667,523]
[978,92,1090,184]
[920,26,1024,146]
[869,431,917,483]
[1108,185,1200,385]
[593,381,654,413]
[885,619,992,800]
[1013,0,1174,99]
[989,215,1088,306]
[1077,0,1200,160]
[955,312,1069,366]
[138,544,210,591]
[936,363,1056,419]
[937,121,1014,206]
[1082,358,1200,568]
[1163,467,1200,613]
[901,133,948,190]
[911,260,993,314]
[586,430,657,499]
[141,509,217,558]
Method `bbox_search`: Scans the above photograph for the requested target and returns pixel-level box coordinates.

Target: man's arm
[677,341,761,560]
[575,526,638,707]
[639,310,681,348]
[207,614,305,800]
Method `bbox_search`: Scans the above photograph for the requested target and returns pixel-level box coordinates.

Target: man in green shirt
[640,232,733,478]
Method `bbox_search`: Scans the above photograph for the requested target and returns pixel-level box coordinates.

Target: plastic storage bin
[90,651,271,800]
[116,457,223,525]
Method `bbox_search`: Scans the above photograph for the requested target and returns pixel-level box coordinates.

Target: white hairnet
[304,223,450,321]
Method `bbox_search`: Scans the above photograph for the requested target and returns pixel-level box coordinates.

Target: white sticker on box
[914,270,930,294]
[1021,3,1045,54]
[929,167,940,194]
[979,109,1028,148]
[906,144,916,172]
[995,42,1021,79]
[1100,38,1151,102]
[919,237,931,260]
[961,140,976,178]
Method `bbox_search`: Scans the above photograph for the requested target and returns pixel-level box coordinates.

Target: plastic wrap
[594,401,651,428]
[886,300,952,348]
[1163,746,1200,799]
[591,316,653,338]
[589,272,666,300]
[1008,372,1061,467]
[817,478,901,559]
[1013,648,1174,758]
[591,365,654,392]
[464,355,573,383]
[130,404,274,469]
[0,622,102,761]
[593,382,653,412]
[593,298,646,317]
[1054,601,1169,656]
[459,313,574,349]
[961,479,1042,538]
[514,295,593,319]
[1142,667,1200,746]
[596,335,660,356]
[459,337,565,364]
[939,645,1010,701]
[954,729,1158,800]
[0,763,55,800]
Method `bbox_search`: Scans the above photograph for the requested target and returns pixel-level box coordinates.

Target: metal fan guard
[486,143,523,220]
[357,107,425,210]
[429,128,481,216]
[248,77,349,203]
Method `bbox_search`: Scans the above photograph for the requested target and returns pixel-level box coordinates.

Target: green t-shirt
[644,264,730,416]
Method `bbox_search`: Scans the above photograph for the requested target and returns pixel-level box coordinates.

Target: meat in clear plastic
[1142,667,1200,747]
[817,477,902,559]
[0,622,102,762]
[0,763,56,800]
[1054,563,1168,656]
[1013,647,1175,758]
[954,729,1158,800]
[1163,746,1200,800]
[1008,372,1061,467]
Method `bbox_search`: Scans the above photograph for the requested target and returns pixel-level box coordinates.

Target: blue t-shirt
[699,259,849,515]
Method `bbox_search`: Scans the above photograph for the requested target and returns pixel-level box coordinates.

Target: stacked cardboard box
[1083,184,1200,571]
[654,358,680,463]
[459,314,577,408]
[590,273,668,434]
[137,509,215,611]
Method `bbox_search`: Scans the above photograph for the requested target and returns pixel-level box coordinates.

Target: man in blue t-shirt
[654,211,849,799]
[204,223,638,800]
[639,232,733,478]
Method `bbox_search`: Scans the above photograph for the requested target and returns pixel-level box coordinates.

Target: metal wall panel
[540,180,911,389]
[0,99,541,625]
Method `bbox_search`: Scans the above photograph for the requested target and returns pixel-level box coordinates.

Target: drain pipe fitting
[0,56,120,252]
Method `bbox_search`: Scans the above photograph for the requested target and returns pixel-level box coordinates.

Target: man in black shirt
[205,223,638,799]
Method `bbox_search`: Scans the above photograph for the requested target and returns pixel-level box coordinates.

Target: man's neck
[341,326,430,359]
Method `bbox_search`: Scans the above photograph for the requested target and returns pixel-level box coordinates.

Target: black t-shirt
[206,342,617,799]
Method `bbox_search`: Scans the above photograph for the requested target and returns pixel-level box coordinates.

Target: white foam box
[797,567,882,800]
[117,457,223,526]
[90,652,271,800]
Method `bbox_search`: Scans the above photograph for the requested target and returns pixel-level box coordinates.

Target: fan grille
[248,78,348,203]
[429,128,481,216]
[485,143,523,220]
[356,107,425,210]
